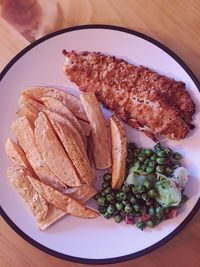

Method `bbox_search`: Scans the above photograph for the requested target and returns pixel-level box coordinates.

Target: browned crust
[63,51,195,140]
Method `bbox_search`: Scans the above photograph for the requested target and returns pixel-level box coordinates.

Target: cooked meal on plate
[5,51,195,231]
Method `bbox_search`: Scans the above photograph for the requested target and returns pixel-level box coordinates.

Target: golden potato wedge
[23,86,88,121]
[37,204,66,230]
[34,112,81,187]
[78,119,91,136]
[48,118,95,185]
[5,138,33,172]
[41,96,86,145]
[28,176,99,218]
[110,115,127,189]
[80,92,111,169]
[7,166,48,222]
[44,109,87,159]
[11,117,66,190]
[16,95,44,122]
[38,185,97,230]
[18,94,44,110]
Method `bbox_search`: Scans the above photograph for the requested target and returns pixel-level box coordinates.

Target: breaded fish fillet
[63,50,195,140]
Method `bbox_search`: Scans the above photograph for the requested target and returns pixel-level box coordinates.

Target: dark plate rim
[0,24,200,265]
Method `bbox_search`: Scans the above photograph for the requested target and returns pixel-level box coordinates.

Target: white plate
[0,25,200,264]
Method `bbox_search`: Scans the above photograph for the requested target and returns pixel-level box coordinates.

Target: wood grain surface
[0,1,200,267]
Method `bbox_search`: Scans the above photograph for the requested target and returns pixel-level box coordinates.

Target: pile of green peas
[95,172,174,229]
[95,142,183,230]
[127,142,182,176]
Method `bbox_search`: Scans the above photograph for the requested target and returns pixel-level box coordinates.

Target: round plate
[0,25,200,264]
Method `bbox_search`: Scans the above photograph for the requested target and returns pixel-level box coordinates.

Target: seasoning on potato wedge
[34,112,82,187]
[47,118,96,185]
[110,114,127,189]
[11,116,66,190]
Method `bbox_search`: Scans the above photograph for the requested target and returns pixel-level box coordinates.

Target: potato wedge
[11,117,66,190]
[47,119,96,185]
[18,94,44,110]
[41,96,86,145]
[37,204,66,230]
[38,185,97,230]
[78,119,91,136]
[16,103,38,122]
[64,185,97,203]
[44,109,87,159]
[23,86,88,121]
[80,92,111,169]
[7,166,48,222]
[110,115,127,189]
[28,176,99,218]
[34,112,81,187]
[5,138,33,172]
[17,95,44,122]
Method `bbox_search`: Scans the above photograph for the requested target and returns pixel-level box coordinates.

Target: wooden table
[0,1,200,267]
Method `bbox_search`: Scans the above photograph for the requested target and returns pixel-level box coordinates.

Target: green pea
[136,221,145,230]
[124,203,133,214]
[114,214,123,223]
[98,206,107,214]
[148,207,155,216]
[130,196,137,204]
[154,143,162,150]
[102,181,110,189]
[156,207,165,219]
[107,204,116,215]
[106,193,115,202]
[144,149,153,157]
[122,200,130,206]
[147,189,158,198]
[150,154,157,161]
[156,157,165,165]
[138,185,146,193]
[132,186,139,194]
[104,186,113,195]
[146,220,155,228]
[115,202,124,211]
[97,196,106,206]
[156,150,165,158]
[146,166,154,174]
[174,152,182,160]
[140,164,146,171]
[134,204,140,212]
[103,173,112,181]
[143,179,153,190]
[148,160,156,168]
[164,147,172,155]
[104,212,112,219]
[138,154,146,162]
[156,165,164,173]
[165,167,173,175]
[121,185,131,193]
[118,191,127,200]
